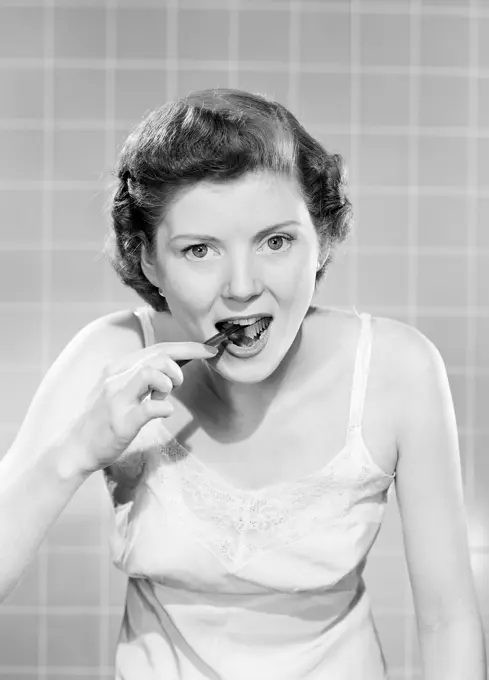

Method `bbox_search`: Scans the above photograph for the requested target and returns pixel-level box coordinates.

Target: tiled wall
[0,0,488,677]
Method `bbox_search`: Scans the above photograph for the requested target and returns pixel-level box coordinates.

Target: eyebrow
[169,220,301,244]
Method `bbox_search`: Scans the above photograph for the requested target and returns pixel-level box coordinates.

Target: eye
[181,244,213,260]
[181,234,295,260]
[264,235,294,252]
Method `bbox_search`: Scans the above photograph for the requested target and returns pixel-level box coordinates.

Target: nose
[222,254,264,302]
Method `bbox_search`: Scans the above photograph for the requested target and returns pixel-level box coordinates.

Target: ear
[140,241,160,289]
[317,245,331,270]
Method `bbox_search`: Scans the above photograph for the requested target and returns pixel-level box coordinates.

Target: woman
[0,89,485,679]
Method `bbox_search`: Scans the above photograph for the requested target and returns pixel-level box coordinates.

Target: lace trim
[146,440,393,568]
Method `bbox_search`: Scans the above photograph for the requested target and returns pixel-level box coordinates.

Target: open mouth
[215,316,273,348]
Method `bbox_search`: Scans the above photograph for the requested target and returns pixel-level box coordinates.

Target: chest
[160,364,396,491]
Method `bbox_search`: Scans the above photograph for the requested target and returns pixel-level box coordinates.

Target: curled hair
[104,88,353,312]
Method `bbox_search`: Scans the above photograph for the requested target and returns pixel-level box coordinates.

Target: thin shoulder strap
[133,305,156,347]
[347,313,374,433]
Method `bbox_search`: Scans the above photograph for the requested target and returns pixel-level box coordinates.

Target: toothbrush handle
[176,325,241,369]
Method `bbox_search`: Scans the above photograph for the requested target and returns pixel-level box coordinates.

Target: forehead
[163,172,310,233]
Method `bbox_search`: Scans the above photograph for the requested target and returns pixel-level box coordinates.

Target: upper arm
[391,322,479,628]
[7,310,143,462]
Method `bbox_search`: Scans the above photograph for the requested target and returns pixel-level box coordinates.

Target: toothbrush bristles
[176,324,244,368]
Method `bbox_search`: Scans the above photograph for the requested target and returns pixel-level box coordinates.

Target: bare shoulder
[313,306,447,413]
[310,305,443,376]
[371,314,445,382]
[42,306,153,411]
[370,315,452,447]
[7,308,147,458]
[65,308,145,365]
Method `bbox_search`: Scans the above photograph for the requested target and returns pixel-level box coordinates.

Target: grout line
[1,302,489,315]
[405,2,421,674]
[2,180,489,195]
[1,243,489,255]
[1,0,489,17]
[350,0,359,308]
[12,419,489,436]
[2,605,125,615]
[4,119,489,137]
[287,0,299,110]
[23,419,489,439]
[165,0,178,100]
[103,0,116,308]
[466,0,479,565]
[0,666,115,677]
[5,544,114,555]
[0,362,489,378]
[406,0,420,329]
[1,363,488,376]
[2,59,487,78]
[98,2,116,674]
[38,0,55,679]
[2,300,489,314]
[0,601,439,616]
[227,0,239,88]
[38,1,55,676]
[23,242,489,254]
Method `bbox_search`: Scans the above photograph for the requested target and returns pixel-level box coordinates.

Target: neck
[194,325,307,435]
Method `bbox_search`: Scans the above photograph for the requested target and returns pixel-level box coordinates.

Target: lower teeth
[232,326,267,348]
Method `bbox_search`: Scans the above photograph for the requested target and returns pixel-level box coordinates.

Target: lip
[224,320,272,358]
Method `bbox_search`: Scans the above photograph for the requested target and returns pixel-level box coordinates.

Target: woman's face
[146,171,323,383]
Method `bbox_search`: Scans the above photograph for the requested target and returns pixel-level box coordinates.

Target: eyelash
[181,234,296,260]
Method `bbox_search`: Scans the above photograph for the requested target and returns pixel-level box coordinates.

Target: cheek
[275,249,317,293]
[163,267,216,313]
[168,281,209,309]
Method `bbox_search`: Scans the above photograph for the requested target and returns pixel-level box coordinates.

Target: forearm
[418,615,487,680]
[0,439,91,602]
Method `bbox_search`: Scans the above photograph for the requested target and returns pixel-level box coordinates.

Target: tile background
[0,0,488,677]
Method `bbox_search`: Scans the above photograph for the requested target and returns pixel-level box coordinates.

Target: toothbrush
[176,324,244,368]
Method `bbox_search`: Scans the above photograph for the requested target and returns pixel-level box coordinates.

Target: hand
[70,341,218,473]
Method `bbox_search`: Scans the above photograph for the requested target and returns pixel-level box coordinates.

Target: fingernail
[204,344,219,354]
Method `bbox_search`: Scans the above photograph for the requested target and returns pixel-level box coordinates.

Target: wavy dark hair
[104,88,353,312]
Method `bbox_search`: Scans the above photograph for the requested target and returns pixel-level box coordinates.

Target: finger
[131,365,174,400]
[109,342,219,376]
[146,342,219,369]
[147,356,184,389]
[124,354,185,390]
[130,397,175,431]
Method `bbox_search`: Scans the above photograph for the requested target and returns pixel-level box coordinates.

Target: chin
[211,353,283,384]
[220,371,273,385]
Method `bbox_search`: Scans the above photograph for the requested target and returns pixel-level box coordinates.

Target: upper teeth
[227,316,264,326]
